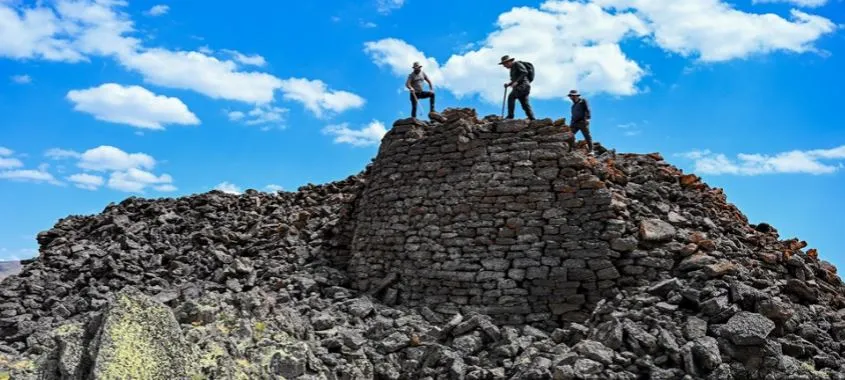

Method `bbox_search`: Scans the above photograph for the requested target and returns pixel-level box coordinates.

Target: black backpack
[520,61,535,83]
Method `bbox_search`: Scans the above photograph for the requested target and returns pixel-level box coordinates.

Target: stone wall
[346,110,622,326]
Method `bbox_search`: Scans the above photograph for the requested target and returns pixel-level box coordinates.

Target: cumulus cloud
[680,145,845,175]
[77,145,155,172]
[67,173,103,190]
[59,146,176,192]
[119,49,284,104]
[228,105,288,129]
[265,184,284,192]
[594,0,837,62]
[67,83,200,130]
[0,169,61,185]
[3,145,175,191]
[0,147,61,185]
[45,148,81,160]
[10,74,30,84]
[0,148,23,169]
[0,0,363,115]
[279,78,366,117]
[365,0,835,103]
[322,120,387,147]
[214,181,242,195]
[145,4,169,16]
[0,156,23,169]
[107,168,173,192]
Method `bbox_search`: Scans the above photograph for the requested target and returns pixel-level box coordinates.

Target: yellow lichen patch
[97,309,163,378]
[92,288,190,379]
[0,354,34,372]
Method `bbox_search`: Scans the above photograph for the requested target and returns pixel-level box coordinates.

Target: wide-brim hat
[498,55,516,65]
[568,90,581,97]
[412,62,423,69]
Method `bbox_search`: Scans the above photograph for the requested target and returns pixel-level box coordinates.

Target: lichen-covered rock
[90,287,190,379]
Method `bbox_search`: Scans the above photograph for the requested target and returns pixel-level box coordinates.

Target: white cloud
[227,111,245,121]
[145,4,169,16]
[107,168,173,193]
[0,2,86,61]
[0,156,23,169]
[77,145,155,172]
[4,145,174,191]
[10,74,30,83]
[67,83,200,130]
[752,0,828,8]
[45,148,81,160]
[265,184,284,192]
[279,78,366,117]
[594,0,837,62]
[221,49,266,67]
[67,173,103,190]
[365,0,836,102]
[361,21,378,29]
[322,120,387,147]
[1,1,360,116]
[0,169,61,185]
[680,145,845,175]
[227,106,287,129]
[214,181,242,195]
[0,147,25,169]
[377,0,405,14]
[120,49,283,104]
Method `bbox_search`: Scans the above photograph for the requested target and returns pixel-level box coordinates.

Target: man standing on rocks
[500,55,536,121]
[567,90,593,154]
[406,62,437,120]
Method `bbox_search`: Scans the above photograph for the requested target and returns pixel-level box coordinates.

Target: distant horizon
[2,0,844,268]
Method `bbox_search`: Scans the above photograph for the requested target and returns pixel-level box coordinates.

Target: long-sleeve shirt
[571,98,591,123]
[509,62,529,85]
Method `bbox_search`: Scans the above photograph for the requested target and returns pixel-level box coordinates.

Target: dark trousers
[569,120,593,152]
[411,91,435,118]
[507,83,535,120]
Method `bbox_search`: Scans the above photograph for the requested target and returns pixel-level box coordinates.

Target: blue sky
[1,0,844,267]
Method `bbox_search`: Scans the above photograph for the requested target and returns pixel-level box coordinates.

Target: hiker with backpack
[499,55,536,121]
[567,90,593,154]
[406,62,437,120]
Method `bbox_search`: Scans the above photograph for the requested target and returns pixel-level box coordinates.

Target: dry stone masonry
[1,108,845,379]
[347,109,619,326]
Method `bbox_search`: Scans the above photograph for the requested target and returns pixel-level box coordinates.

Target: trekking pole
[501,87,507,117]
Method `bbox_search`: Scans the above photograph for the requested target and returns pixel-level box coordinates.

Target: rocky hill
[1,108,843,379]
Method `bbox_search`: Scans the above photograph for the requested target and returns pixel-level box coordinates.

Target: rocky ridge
[0,108,843,379]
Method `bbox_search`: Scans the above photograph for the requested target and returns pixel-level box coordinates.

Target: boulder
[721,312,775,346]
[639,219,676,242]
